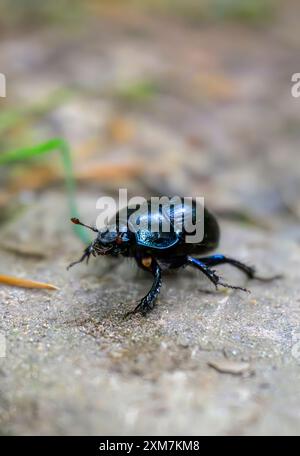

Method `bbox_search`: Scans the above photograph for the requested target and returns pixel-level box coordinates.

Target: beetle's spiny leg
[217,281,250,293]
[209,271,249,293]
[199,255,255,278]
[209,272,249,293]
[67,252,88,270]
[187,256,249,293]
[199,255,282,283]
[67,245,93,270]
[123,301,144,319]
[124,259,162,318]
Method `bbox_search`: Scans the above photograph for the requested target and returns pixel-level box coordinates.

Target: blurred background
[0,0,299,243]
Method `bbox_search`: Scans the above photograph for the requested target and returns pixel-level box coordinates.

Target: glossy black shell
[110,199,220,256]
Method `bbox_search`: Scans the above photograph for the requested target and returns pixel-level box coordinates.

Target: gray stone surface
[0,194,300,435]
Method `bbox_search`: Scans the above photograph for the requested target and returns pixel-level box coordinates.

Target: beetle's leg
[199,254,282,282]
[124,258,162,318]
[67,244,94,270]
[187,256,249,292]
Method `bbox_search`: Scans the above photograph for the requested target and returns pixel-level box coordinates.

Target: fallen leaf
[0,274,59,290]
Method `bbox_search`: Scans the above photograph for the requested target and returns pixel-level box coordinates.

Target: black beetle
[68,198,280,316]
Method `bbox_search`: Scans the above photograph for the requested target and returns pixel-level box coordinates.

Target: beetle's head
[94,228,129,255]
[67,218,129,270]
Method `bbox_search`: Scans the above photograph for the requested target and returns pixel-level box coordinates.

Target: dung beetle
[68,198,280,317]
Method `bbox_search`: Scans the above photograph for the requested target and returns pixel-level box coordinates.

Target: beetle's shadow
[65,258,153,325]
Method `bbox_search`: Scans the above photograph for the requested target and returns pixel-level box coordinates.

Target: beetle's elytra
[68,198,280,316]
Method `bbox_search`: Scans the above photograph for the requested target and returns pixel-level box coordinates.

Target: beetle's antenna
[70,218,98,233]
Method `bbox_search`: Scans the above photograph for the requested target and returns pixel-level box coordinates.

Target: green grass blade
[0,138,91,244]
